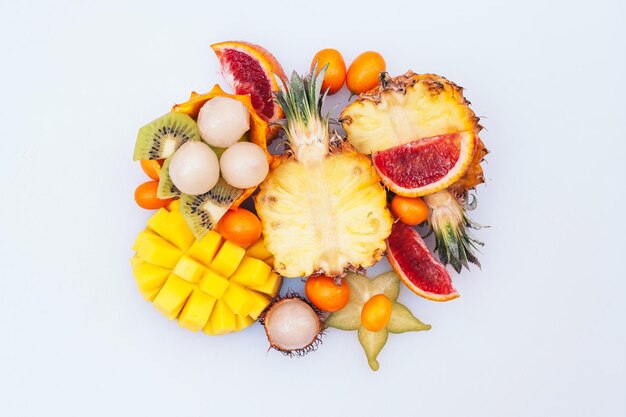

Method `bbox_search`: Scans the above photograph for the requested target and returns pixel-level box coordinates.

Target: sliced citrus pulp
[171,84,271,208]
[372,132,475,197]
[211,41,287,124]
[386,221,459,302]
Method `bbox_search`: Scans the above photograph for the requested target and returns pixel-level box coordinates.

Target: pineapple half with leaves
[255,69,392,277]
[341,71,489,272]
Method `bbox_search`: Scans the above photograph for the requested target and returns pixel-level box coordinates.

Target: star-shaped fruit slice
[325,271,431,371]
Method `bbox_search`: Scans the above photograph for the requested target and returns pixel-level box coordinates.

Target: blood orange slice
[372,132,475,197]
[211,41,287,123]
[386,221,459,302]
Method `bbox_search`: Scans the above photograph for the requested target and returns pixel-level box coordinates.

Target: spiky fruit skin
[341,71,488,271]
[423,190,483,273]
[340,72,481,155]
[449,137,489,194]
[256,149,392,278]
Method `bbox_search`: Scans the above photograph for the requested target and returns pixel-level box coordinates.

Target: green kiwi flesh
[133,112,200,161]
[156,156,181,199]
[180,178,243,240]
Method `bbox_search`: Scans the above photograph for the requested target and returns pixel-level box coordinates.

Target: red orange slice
[386,221,459,302]
[211,41,287,125]
[372,132,475,197]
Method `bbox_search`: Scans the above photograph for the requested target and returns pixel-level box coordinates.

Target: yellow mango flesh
[131,203,282,335]
[247,291,271,320]
[186,231,222,267]
[153,275,195,319]
[172,256,205,283]
[245,237,273,261]
[133,263,171,301]
[235,315,255,331]
[134,232,182,269]
[222,283,255,316]
[206,300,237,335]
[178,290,216,331]
[229,256,271,287]
[249,272,282,296]
[210,241,246,277]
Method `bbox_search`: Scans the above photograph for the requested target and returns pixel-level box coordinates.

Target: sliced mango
[207,299,237,335]
[222,283,254,316]
[186,230,222,267]
[151,210,195,251]
[235,315,255,331]
[134,232,182,269]
[146,208,169,233]
[153,275,194,319]
[131,202,281,335]
[198,269,230,298]
[245,237,273,260]
[172,256,205,283]
[202,319,215,336]
[130,256,144,268]
[210,240,245,277]
[247,290,271,320]
[133,263,171,301]
[229,256,271,287]
[249,272,282,296]
[178,289,216,331]
[166,199,180,211]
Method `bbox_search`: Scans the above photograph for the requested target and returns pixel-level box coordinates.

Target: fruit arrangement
[131,41,488,370]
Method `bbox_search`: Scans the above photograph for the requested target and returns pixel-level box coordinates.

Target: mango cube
[186,231,222,267]
[153,274,194,319]
[245,237,272,260]
[133,263,171,301]
[247,290,271,320]
[166,199,180,211]
[172,256,205,283]
[222,283,255,316]
[152,210,195,251]
[198,269,230,298]
[206,299,237,335]
[178,289,216,331]
[235,315,255,331]
[229,256,271,287]
[146,208,169,233]
[248,272,282,296]
[134,232,182,268]
[210,241,245,277]
[264,257,275,268]
[202,320,215,336]
[130,256,144,268]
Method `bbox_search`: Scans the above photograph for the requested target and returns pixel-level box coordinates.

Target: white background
[1,1,624,416]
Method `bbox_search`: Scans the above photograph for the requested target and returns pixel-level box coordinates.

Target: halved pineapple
[131,202,281,334]
[340,72,481,154]
[341,71,488,272]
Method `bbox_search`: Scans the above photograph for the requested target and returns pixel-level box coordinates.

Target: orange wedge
[211,41,287,130]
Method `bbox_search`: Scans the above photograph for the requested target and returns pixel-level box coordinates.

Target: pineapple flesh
[341,71,488,272]
[340,72,481,155]
[256,69,392,277]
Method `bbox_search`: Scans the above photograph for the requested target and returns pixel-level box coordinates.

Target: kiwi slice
[133,112,200,161]
[180,178,243,240]
[156,156,181,199]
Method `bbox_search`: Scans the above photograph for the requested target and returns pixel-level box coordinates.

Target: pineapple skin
[255,150,392,278]
[340,72,481,155]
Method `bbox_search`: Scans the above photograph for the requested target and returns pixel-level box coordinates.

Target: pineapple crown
[273,65,331,163]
